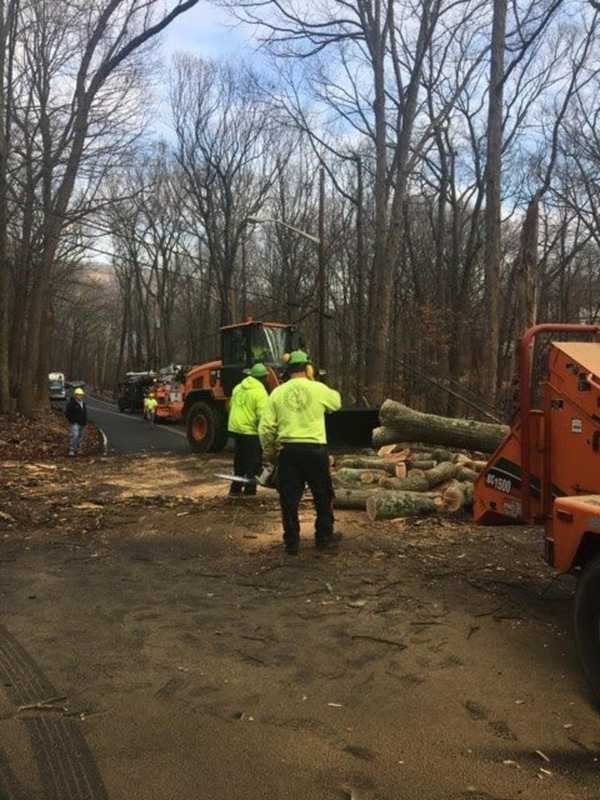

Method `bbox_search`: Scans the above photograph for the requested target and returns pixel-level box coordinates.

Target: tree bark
[376,399,508,452]
[442,481,474,512]
[335,467,387,485]
[336,456,397,474]
[424,461,459,488]
[333,487,382,510]
[367,490,444,520]
[483,0,507,398]
[379,470,428,492]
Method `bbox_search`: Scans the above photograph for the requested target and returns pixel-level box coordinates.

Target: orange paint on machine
[474,324,600,698]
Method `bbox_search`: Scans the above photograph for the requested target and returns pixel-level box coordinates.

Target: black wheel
[186,401,226,453]
[574,553,600,702]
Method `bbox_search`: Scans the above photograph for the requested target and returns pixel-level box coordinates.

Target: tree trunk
[483,0,507,399]
[336,456,397,473]
[378,470,428,492]
[407,459,436,471]
[333,487,381,510]
[442,481,475,512]
[424,461,459,488]
[376,399,508,452]
[0,0,10,412]
[335,467,387,485]
[367,491,444,520]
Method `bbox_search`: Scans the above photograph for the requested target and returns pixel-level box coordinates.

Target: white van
[48,372,66,401]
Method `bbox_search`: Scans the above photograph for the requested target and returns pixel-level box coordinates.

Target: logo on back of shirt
[285,383,310,412]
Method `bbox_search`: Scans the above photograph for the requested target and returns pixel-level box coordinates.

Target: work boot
[315,532,343,551]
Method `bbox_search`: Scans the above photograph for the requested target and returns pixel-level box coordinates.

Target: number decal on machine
[485,471,512,494]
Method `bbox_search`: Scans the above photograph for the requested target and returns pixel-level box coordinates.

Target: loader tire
[186,401,226,454]
[574,553,600,703]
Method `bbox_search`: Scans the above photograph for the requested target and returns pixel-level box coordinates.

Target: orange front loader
[474,324,600,698]
[153,319,378,454]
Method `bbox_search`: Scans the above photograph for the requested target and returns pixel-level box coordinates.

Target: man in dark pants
[259,350,342,554]
[227,362,269,496]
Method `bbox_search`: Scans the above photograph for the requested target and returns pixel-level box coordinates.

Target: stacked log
[331,399,501,517]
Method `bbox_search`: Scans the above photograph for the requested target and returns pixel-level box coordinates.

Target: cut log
[337,457,397,474]
[394,462,408,479]
[442,481,475,512]
[383,449,411,462]
[456,466,479,483]
[378,470,428,492]
[407,459,436,471]
[464,459,487,472]
[453,453,471,465]
[424,461,459,488]
[377,400,509,452]
[377,444,407,457]
[336,467,386,484]
[333,487,381,510]
[367,491,444,520]
[431,448,453,463]
[360,470,389,485]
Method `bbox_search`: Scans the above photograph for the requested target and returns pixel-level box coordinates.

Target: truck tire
[574,553,600,702]
[186,401,226,453]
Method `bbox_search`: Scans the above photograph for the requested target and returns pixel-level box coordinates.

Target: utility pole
[318,165,327,370]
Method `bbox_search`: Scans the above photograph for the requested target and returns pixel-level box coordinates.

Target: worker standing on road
[144,393,158,427]
[65,387,87,457]
[228,362,269,496]
[259,350,342,555]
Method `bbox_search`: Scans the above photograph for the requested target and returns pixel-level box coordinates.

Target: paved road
[86,396,191,454]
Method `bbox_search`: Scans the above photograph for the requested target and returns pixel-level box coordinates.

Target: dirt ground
[1,453,600,800]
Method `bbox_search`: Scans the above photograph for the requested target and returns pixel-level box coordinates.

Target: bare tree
[171,56,286,326]
[1,0,199,415]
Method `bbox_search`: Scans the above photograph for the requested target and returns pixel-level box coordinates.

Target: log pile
[331,400,499,521]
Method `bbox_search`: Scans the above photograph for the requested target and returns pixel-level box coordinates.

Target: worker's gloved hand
[263,448,278,465]
[256,464,275,486]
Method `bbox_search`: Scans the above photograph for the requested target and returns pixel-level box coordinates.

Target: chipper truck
[475,323,600,699]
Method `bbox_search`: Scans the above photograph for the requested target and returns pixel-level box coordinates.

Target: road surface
[86,396,191,454]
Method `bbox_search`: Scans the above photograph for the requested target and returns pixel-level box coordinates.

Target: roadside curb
[97,424,109,455]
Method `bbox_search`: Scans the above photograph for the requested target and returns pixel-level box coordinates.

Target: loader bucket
[326,407,380,448]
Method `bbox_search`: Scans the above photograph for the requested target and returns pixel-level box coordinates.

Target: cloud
[161,2,255,60]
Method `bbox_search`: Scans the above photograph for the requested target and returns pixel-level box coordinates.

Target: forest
[2,0,600,418]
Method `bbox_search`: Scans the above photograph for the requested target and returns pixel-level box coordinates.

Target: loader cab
[220,321,298,396]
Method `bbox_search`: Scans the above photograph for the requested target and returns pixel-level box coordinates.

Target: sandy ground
[1,453,599,800]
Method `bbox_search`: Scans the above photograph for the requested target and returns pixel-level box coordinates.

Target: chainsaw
[214,463,278,489]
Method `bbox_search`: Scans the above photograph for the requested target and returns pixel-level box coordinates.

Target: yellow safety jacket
[145,397,157,413]
[228,376,269,435]
[259,377,341,455]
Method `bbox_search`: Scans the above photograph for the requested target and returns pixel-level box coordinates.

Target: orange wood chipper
[152,319,378,453]
[474,323,600,699]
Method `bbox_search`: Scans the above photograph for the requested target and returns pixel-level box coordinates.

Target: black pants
[278,443,335,547]
[230,433,262,495]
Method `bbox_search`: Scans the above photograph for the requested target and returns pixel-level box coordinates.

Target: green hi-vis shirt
[259,377,341,453]
[228,376,269,436]
[144,397,157,412]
